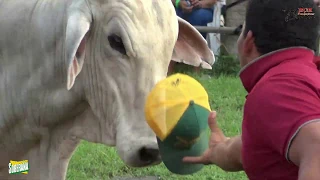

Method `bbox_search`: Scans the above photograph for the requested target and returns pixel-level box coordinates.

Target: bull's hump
[0,0,70,53]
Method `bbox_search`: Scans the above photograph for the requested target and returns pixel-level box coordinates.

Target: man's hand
[183,111,228,164]
[180,0,193,13]
[315,0,320,7]
[182,111,243,171]
[190,0,202,8]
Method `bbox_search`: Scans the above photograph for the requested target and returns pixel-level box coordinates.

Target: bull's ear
[65,10,91,90]
[171,17,215,69]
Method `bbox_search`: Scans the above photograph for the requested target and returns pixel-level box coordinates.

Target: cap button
[189,100,194,105]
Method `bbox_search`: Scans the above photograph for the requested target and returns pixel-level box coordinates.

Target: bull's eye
[108,34,126,55]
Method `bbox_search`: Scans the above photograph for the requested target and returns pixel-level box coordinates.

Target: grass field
[66,72,248,180]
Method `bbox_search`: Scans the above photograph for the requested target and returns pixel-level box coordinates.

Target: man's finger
[191,0,199,5]
[193,2,200,6]
[208,111,227,140]
[182,156,205,164]
[184,6,193,13]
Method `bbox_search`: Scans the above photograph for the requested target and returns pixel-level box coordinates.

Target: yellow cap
[144,73,211,141]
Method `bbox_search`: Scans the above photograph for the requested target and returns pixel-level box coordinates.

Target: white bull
[0,0,215,179]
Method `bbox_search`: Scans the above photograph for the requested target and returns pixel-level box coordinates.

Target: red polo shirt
[239,47,320,180]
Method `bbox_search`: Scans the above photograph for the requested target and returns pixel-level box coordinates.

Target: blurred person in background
[172,0,217,38]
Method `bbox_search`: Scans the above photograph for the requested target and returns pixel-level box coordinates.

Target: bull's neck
[0,74,87,151]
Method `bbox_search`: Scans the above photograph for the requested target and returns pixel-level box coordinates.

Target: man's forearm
[212,135,243,172]
[298,156,320,180]
[299,168,320,180]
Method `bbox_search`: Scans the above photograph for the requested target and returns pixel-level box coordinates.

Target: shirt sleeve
[247,74,320,162]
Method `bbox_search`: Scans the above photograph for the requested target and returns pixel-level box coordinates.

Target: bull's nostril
[139,147,160,163]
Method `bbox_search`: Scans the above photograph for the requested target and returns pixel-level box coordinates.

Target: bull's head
[65,0,214,167]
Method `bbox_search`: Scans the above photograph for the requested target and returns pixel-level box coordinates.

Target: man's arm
[212,135,243,172]
[183,112,243,172]
[288,121,320,180]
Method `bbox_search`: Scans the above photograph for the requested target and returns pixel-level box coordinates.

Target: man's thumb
[208,111,217,131]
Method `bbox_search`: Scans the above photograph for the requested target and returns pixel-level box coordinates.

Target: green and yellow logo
[8,160,29,174]
[174,136,200,149]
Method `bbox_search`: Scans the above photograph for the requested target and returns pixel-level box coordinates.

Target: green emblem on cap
[174,136,200,150]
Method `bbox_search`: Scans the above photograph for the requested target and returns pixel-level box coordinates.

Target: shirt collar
[239,46,316,93]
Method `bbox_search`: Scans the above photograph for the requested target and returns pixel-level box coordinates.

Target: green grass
[66,72,248,180]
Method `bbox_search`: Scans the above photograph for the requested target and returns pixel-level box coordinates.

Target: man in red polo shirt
[182,0,320,179]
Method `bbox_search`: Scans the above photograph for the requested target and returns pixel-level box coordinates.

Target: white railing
[206,1,224,56]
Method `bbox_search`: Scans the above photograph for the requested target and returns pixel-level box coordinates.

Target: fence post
[206,1,222,56]
[221,0,247,55]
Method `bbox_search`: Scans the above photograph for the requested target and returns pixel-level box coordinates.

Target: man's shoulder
[265,60,320,88]
[244,72,320,134]
[248,72,320,106]
[247,73,320,102]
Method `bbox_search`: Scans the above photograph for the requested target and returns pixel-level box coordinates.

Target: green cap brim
[157,103,210,175]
